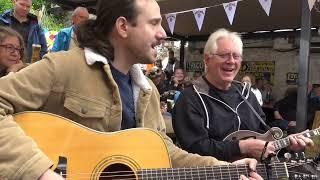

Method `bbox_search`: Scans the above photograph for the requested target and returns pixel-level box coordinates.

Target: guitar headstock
[285,152,320,180]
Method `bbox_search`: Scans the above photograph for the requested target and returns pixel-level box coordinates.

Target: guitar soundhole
[99,163,135,180]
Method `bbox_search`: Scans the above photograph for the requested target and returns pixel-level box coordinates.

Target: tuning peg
[284,152,292,159]
[293,174,318,179]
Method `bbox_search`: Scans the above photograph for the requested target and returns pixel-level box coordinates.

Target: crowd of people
[0,0,317,179]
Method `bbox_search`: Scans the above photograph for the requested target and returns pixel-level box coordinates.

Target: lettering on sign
[286,72,299,85]
[186,61,205,72]
[238,61,275,83]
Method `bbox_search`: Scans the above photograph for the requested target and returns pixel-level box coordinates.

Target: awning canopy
[52,0,320,40]
[157,0,320,40]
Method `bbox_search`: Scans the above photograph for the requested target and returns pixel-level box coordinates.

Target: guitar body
[14,112,171,179]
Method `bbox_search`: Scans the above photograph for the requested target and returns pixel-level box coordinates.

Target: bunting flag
[192,8,206,31]
[223,1,238,25]
[165,13,177,34]
[308,0,316,11]
[258,0,272,16]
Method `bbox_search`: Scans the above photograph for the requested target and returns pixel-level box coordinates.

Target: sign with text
[186,61,205,72]
[286,72,298,85]
[238,61,275,84]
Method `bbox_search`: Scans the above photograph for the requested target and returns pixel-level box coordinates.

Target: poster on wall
[238,61,275,84]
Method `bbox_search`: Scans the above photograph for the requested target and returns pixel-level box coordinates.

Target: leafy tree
[0,0,68,31]
[0,0,13,14]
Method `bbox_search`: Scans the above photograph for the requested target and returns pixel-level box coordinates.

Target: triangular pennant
[308,0,316,11]
[223,1,238,25]
[165,13,177,35]
[192,8,206,31]
[258,0,272,16]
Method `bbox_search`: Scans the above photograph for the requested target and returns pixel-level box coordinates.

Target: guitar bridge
[54,156,67,178]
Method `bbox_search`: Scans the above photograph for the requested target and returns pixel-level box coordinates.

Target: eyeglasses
[0,44,24,56]
[210,52,242,61]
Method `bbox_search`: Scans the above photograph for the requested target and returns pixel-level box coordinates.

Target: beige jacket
[0,48,226,179]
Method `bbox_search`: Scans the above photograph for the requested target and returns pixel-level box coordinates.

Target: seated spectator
[307,84,320,129]
[272,87,298,134]
[51,7,89,52]
[241,74,263,106]
[167,67,185,92]
[0,26,26,77]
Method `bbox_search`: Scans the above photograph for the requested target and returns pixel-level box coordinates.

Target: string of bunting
[164,0,317,35]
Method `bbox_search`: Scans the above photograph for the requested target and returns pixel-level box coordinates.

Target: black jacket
[173,77,266,161]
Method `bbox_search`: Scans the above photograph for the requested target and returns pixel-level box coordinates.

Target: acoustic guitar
[224,127,320,161]
[14,112,300,179]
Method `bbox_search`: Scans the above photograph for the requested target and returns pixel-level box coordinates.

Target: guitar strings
[54,163,291,179]
[56,165,288,176]
[287,170,316,179]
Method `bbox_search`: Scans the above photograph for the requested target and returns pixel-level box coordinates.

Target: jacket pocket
[63,93,106,118]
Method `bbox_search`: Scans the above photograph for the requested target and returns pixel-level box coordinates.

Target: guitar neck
[273,128,320,150]
[138,163,288,179]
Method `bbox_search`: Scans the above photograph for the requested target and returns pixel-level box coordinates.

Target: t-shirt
[109,63,136,129]
[10,16,31,46]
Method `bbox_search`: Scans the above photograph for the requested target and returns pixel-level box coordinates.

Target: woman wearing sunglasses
[0,26,26,77]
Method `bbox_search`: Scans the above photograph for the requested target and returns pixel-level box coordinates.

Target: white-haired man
[173,28,313,162]
[51,7,89,52]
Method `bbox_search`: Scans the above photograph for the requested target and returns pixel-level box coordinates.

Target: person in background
[51,7,89,52]
[0,0,47,63]
[241,74,263,106]
[164,48,178,82]
[0,1,262,179]
[166,67,185,92]
[261,80,275,107]
[0,26,26,77]
[307,84,320,129]
[173,28,313,162]
[192,71,202,81]
[273,87,298,134]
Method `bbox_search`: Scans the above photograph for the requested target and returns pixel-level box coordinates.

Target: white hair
[72,7,89,17]
[204,28,243,56]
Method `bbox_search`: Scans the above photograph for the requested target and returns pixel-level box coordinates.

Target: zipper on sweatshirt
[195,87,245,130]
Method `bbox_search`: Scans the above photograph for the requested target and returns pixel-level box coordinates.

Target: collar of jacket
[193,76,245,96]
[84,48,152,92]
[1,9,38,25]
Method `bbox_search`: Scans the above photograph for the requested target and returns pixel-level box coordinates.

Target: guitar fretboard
[273,128,320,150]
[138,162,288,180]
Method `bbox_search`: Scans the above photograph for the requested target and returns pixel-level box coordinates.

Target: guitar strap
[235,87,272,132]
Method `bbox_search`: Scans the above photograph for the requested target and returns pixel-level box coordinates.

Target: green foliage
[0,0,68,31]
[32,0,51,11]
[41,13,68,31]
[0,0,13,14]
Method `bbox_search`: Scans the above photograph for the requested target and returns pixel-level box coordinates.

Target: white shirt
[251,88,263,106]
